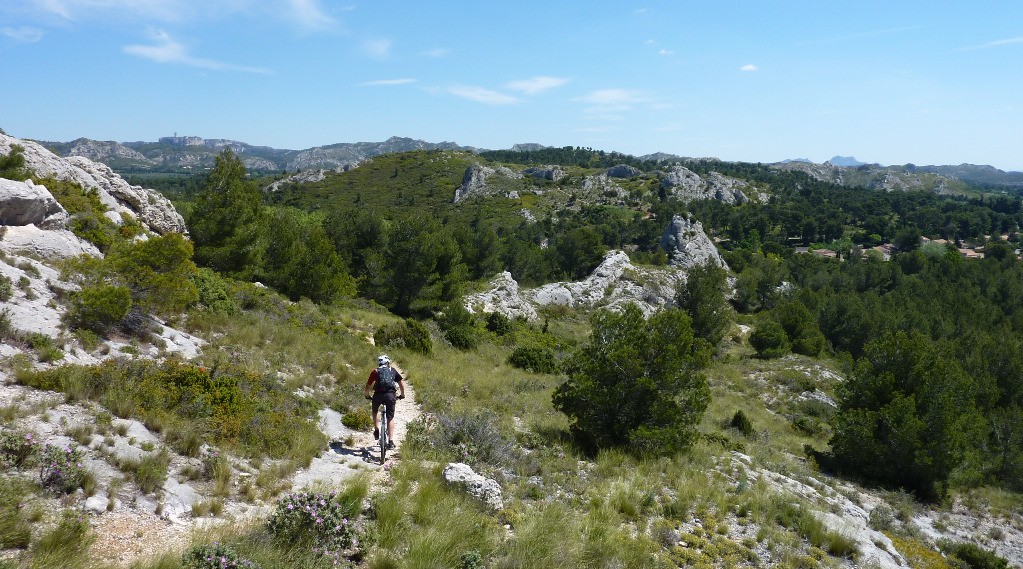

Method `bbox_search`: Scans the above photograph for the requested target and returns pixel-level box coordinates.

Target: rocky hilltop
[43,135,475,173]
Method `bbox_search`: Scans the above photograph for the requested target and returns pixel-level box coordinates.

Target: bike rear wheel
[379,410,388,464]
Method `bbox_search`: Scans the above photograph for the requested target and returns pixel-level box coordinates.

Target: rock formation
[660,165,749,204]
[522,165,565,181]
[442,462,504,510]
[0,178,66,227]
[466,250,681,320]
[660,214,727,269]
[453,163,522,203]
[605,164,641,178]
[0,133,185,234]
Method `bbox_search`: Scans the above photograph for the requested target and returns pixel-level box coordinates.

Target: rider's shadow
[328,441,384,465]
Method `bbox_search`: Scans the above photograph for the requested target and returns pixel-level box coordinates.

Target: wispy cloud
[362,38,391,58]
[740,64,758,72]
[800,25,923,46]
[2,26,44,43]
[448,86,518,105]
[29,0,337,30]
[954,36,1023,52]
[286,0,334,30]
[576,89,647,107]
[658,48,673,56]
[31,0,191,22]
[422,47,449,58]
[359,78,416,86]
[575,89,649,120]
[123,29,270,73]
[505,76,569,95]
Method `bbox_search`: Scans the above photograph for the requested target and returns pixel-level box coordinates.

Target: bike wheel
[379,413,388,464]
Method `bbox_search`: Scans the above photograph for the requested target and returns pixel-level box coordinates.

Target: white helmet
[377,354,390,366]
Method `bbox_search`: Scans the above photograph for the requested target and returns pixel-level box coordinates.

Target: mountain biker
[364,354,406,450]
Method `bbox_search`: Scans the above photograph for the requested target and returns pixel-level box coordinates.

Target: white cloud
[359,78,416,86]
[740,64,758,71]
[286,0,334,30]
[2,26,44,43]
[362,38,391,58]
[28,0,336,30]
[576,89,646,106]
[123,29,270,73]
[658,49,673,56]
[422,47,449,58]
[448,86,518,105]
[31,0,191,22]
[955,36,1023,51]
[574,89,649,120]
[505,76,569,95]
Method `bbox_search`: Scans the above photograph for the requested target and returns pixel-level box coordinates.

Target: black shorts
[372,391,397,419]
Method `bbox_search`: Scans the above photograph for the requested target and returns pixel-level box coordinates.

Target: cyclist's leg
[371,395,383,436]
[383,393,397,446]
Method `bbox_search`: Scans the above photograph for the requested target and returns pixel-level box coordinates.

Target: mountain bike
[370,394,404,465]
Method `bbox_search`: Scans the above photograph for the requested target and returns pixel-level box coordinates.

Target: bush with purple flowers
[268,491,358,563]
[182,542,260,569]
[0,429,38,469]
[38,443,87,494]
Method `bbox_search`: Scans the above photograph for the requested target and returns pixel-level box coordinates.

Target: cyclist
[364,354,406,450]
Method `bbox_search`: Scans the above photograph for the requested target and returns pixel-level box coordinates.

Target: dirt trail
[87,373,424,566]
[348,374,424,470]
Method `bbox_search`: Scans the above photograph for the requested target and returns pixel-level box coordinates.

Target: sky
[1,1,1021,170]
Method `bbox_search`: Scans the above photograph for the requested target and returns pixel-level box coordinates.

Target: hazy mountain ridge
[43,136,1022,193]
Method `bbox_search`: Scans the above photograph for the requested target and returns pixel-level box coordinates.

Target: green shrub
[0,275,11,302]
[268,490,361,563]
[507,345,558,374]
[553,305,710,457]
[431,411,514,467]
[445,325,480,350]
[374,318,433,354]
[342,408,373,431]
[0,144,30,181]
[183,542,260,569]
[0,430,38,469]
[730,410,755,438]
[485,312,512,335]
[192,268,237,314]
[749,319,790,358]
[26,333,63,363]
[940,540,1010,569]
[66,284,132,332]
[39,444,87,494]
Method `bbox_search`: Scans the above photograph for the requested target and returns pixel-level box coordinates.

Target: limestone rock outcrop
[0,133,185,235]
[660,165,748,204]
[0,178,66,227]
[442,462,504,510]
[454,163,523,203]
[605,164,641,178]
[467,250,681,320]
[660,215,727,269]
[522,165,565,181]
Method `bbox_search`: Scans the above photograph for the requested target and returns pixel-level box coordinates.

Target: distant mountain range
[39,135,477,174]
[37,135,1023,191]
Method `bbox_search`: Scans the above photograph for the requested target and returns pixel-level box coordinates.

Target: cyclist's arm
[397,378,406,399]
[364,369,377,398]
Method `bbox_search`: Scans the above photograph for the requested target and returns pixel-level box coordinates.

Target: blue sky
[1,1,1021,170]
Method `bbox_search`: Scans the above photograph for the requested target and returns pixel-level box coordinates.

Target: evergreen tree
[553,304,710,457]
[188,149,264,277]
[675,261,731,346]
